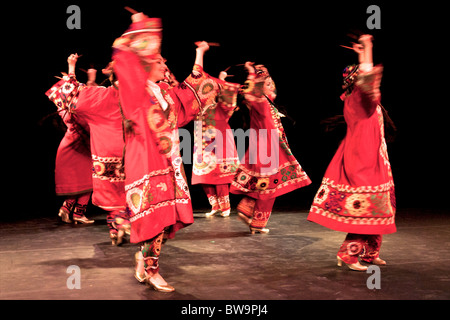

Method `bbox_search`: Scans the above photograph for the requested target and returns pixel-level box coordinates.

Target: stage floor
[1,207,449,300]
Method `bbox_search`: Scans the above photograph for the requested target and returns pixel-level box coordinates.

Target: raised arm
[194,41,210,69]
[67,53,80,75]
[353,35,383,110]
[352,34,373,73]
[46,54,86,112]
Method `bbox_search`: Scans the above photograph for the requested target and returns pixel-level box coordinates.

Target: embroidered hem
[308,178,396,235]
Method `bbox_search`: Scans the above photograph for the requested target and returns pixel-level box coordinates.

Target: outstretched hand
[219,71,227,80]
[195,41,210,53]
[357,34,374,72]
[67,53,81,66]
[67,53,81,75]
[358,34,373,46]
[350,34,373,53]
[131,12,147,23]
[351,43,364,55]
[193,41,210,69]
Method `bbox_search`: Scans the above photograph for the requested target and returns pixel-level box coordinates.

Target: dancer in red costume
[307,35,396,271]
[51,53,94,225]
[230,62,312,234]
[112,12,221,292]
[46,56,130,245]
[192,70,241,218]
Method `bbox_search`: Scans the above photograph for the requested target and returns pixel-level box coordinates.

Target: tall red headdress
[112,14,162,70]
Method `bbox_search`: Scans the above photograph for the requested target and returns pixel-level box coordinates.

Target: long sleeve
[170,65,221,127]
[113,49,151,122]
[351,64,383,118]
[217,81,241,117]
[46,74,86,113]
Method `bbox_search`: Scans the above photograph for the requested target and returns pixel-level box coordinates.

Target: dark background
[3,1,447,220]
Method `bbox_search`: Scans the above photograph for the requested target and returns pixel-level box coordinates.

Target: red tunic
[46,76,126,210]
[192,81,241,185]
[113,49,218,243]
[230,76,312,200]
[307,65,396,235]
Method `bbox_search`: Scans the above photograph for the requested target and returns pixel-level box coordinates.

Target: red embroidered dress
[192,80,240,185]
[307,65,396,235]
[113,49,217,243]
[46,75,126,211]
[230,75,311,200]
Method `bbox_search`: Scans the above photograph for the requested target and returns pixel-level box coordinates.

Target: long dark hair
[320,104,396,143]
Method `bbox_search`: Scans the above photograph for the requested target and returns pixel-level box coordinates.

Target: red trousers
[237,196,276,229]
[337,233,382,264]
[140,232,164,275]
[202,184,231,212]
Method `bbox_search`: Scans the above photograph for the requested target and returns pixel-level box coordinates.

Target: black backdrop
[3,1,447,220]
